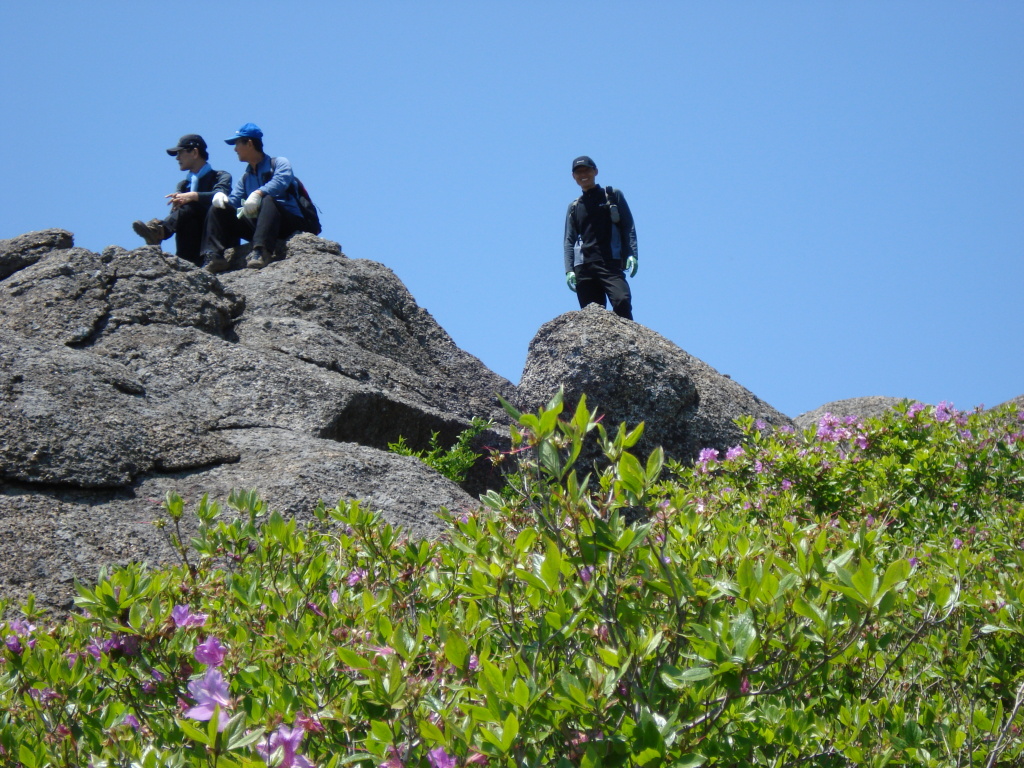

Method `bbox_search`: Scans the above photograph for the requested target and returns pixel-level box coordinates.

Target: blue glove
[566,271,577,292]
[626,256,638,277]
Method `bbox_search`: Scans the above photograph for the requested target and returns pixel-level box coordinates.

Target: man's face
[175,147,203,173]
[234,139,259,164]
[573,164,598,191]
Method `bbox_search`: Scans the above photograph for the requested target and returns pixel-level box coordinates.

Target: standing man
[563,156,638,320]
[132,135,232,266]
[199,123,311,272]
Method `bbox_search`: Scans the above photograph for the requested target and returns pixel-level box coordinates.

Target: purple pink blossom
[194,636,227,667]
[256,724,314,768]
[427,747,457,768]
[172,605,208,629]
[185,668,231,730]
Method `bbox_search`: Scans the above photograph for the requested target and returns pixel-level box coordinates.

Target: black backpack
[268,158,322,236]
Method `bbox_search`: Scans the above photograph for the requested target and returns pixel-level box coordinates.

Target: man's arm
[616,190,638,260]
[563,201,578,273]
[229,171,247,208]
[259,156,295,200]
[195,171,232,205]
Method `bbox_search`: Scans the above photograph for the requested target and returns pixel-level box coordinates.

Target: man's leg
[599,262,633,320]
[171,203,207,267]
[247,198,306,268]
[574,263,608,310]
[200,206,245,272]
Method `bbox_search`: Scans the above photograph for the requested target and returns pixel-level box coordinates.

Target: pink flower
[172,605,208,628]
[934,401,955,423]
[427,747,457,768]
[256,724,314,768]
[185,669,231,731]
[194,636,227,667]
[347,568,368,587]
[725,445,744,461]
[379,747,406,768]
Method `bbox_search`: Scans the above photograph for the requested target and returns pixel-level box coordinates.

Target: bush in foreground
[2,396,1024,767]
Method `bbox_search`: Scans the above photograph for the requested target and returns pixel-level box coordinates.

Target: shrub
[2,396,1023,766]
[388,418,494,484]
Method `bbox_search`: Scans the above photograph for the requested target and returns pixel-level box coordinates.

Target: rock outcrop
[0,231,511,613]
[517,304,793,461]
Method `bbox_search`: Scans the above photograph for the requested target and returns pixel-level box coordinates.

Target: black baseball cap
[166,134,207,156]
[572,155,597,171]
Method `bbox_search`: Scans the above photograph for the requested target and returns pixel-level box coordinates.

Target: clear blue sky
[2,2,1021,418]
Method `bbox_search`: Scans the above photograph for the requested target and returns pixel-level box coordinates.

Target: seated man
[199,123,313,272]
[132,134,232,266]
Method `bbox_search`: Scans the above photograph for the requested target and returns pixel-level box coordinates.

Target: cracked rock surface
[0,230,510,614]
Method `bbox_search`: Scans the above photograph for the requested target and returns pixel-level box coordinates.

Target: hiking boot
[132,219,166,246]
[202,252,229,274]
[246,248,269,269]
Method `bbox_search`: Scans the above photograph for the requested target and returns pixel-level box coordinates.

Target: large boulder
[517,304,792,461]
[0,230,511,615]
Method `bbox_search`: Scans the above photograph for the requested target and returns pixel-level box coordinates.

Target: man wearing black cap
[199,122,311,272]
[131,135,232,266]
[563,156,638,320]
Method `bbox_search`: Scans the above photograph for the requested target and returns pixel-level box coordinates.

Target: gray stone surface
[0,230,508,615]
[0,429,474,613]
[517,304,792,461]
[0,229,73,280]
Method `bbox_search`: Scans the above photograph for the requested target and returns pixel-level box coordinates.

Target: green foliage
[3,397,1024,766]
[388,418,493,484]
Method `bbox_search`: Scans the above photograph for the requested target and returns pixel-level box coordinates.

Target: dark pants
[163,202,209,266]
[575,260,633,320]
[201,197,306,257]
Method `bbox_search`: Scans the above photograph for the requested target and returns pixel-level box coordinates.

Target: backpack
[268,158,323,235]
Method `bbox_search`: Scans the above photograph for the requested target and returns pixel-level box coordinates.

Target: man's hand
[212,192,230,209]
[566,271,577,292]
[242,191,262,217]
[626,256,638,277]
[166,191,199,209]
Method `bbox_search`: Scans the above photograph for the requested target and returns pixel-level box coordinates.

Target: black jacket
[174,168,233,205]
[563,185,637,272]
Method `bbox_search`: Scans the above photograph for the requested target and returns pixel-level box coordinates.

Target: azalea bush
[2,395,1024,767]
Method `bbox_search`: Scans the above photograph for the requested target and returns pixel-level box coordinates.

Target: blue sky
[2,2,1021,418]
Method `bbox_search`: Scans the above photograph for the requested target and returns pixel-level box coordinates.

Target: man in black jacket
[132,134,232,267]
[563,156,638,320]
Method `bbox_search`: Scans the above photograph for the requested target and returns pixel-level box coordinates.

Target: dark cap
[572,155,597,171]
[225,122,264,145]
[166,134,207,156]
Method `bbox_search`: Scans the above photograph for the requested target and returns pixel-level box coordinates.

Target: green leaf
[177,717,211,745]
[444,631,468,670]
[540,538,563,591]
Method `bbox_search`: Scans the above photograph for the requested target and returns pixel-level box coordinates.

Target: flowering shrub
[2,396,1024,766]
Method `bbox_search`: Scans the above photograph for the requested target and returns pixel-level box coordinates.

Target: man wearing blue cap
[131,134,232,266]
[563,156,638,320]
[199,123,312,272]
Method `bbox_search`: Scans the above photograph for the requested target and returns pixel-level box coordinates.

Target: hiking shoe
[202,252,229,273]
[132,219,166,246]
[246,248,269,269]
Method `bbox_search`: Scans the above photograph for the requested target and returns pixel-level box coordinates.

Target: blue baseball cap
[572,155,597,171]
[225,123,264,144]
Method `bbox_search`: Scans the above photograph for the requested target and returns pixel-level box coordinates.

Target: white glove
[212,192,230,209]
[242,191,262,217]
